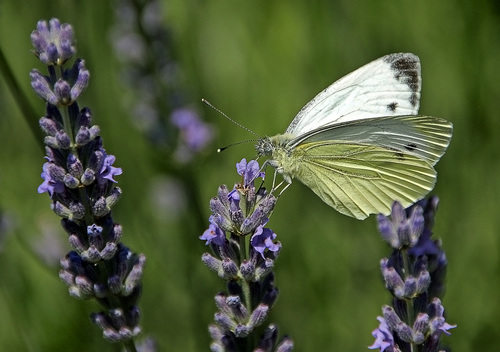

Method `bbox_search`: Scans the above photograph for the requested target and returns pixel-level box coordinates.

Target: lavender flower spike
[30,18,145,346]
[200,158,292,350]
[370,198,455,352]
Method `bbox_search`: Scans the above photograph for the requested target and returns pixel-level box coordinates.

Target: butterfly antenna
[217,139,260,153]
[202,98,261,138]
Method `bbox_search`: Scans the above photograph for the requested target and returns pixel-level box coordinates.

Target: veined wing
[286,53,421,136]
[291,142,437,220]
[289,115,453,167]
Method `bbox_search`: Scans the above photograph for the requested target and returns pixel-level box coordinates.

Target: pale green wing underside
[291,142,438,220]
[291,115,453,167]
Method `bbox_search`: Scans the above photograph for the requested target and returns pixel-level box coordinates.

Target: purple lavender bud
[209,324,225,341]
[412,313,430,344]
[276,337,294,352]
[214,312,237,332]
[234,324,252,338]
[47,162,67,182]
[214,293,232,316]
[380,258,405,298]
[226,295,248,321]
[377,201,424,249]
[254,258,275,281]
[64,173,79,189]
[68,201,85,220]
[100,242,118,261]
[229,210,245,233]
[54,79,72,105]
[256,324,278,351]
[70,62,90,101]
[110,224,123,243]
[91,312,110,329]
[68,234,86,253]
[107,187,122,208]
[403,276,417,298]
[201,253,224,276]
[30,70,58,105]
[216,184,231,206]
[75,126,91,146]
[75,274,95,297]
[55,130,71,148]
[209,202,232,233]
[76,107,92,127]
[52,201,72,218]
[89,125,100,140]
[382,306,413,343]
[83,247,102,263]
[67,153,83,178]
[240,259,256,281]
[92,197,109,217]
[240,208,266,235]
[221,258,239,279]
[59,269,75,288]
[90,310,141,342]
[123,254,146,295]
[416,270,431,295]
[248,304,269,329]
[44,136,59,149]
[31,18,75,65]
[39,116,59,135]
[427,298,456,336]
[81,168,96,186]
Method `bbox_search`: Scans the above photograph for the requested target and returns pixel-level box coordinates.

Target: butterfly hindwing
[291,142,437,219]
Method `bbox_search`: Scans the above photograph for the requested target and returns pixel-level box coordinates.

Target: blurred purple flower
[171,108,214,162]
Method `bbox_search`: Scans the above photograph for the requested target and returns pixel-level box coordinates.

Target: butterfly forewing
[286,53,421,136]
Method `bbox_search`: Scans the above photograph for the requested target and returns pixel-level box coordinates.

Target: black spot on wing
[409,93,418,107]
[387,102,398,112]
[405,143,418,152]
[394,152,406,160]
[384,53,420,107]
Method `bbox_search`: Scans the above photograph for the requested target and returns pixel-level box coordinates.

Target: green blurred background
[0,0,499,351]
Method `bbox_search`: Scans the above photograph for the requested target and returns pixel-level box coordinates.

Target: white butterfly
[255,53,453,220]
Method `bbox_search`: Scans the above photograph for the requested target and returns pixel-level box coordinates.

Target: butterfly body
[254,53,453,220]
